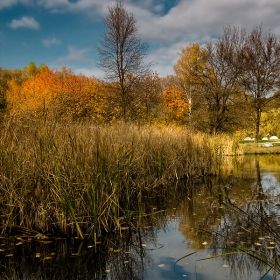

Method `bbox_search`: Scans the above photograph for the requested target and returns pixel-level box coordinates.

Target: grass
[241,140,280,154]
[0,119,240,239]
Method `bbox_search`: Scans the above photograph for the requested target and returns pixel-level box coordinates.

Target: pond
[1,155,280,279]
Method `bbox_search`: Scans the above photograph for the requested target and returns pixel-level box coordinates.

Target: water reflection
[0,227,161,280]
[178,155,280,279]
[1,155,280,279]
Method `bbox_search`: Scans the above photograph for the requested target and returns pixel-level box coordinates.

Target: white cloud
[136,0,280,44]
[56,46,90,64]
[0,0,17,10]
[36,0,107,14]
[37,0,69,9]
[153,4,164,13]
[8,16,40,29]
[42,37,61,47]
[0,0,34,10]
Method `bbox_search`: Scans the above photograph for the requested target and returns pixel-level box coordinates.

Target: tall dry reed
[0,120,237,238]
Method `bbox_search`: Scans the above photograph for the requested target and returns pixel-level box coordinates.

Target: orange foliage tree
[7,62,164,124]
[163,85,190,125]
[7,67,57,119]
[53,68,108,121]
[6,64,109,122]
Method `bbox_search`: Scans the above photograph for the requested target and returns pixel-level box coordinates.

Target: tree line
[0,62,189,125]
[174,25,280,143]
[1,1,280,142]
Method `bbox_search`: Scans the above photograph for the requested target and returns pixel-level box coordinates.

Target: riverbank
[241,140,280,154]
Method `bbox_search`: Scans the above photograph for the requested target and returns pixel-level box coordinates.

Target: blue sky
[1,0,280,78]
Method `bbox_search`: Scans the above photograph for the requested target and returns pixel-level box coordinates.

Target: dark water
[1,155,280,279]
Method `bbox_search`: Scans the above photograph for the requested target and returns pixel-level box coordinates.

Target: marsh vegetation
[0,120,242,239]
[0,2,280,279]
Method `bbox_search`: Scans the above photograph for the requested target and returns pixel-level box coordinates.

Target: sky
[1,0,280,78]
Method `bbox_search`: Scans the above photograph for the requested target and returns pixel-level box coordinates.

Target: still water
[1,155,280,279]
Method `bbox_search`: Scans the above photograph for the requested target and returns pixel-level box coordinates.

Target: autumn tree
[174,43,206,102]
[96,1,151,121]
[138,73,162,123]
[174,39,245,134]
[6,64,109,123]
[23,61,38,78]
[117,72,162,123]
[260,108,280,138]
[0,66,32,119]
[163,85,190,125]
[237,25,280,145]
[54,68,109,122]
[7,67,57,120]
[174,43,207,129]
[201,34,247,134]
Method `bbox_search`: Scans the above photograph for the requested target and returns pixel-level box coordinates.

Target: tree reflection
[1,155,280,279]
[178,155,280,279]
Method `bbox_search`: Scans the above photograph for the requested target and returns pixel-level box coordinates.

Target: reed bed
[0,120,236,238]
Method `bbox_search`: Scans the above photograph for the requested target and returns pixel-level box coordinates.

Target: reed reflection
[0,228,157,280]
[1,155,280,279]
[0,183,191,280]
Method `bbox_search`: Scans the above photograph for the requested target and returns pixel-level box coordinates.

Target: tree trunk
[254,108,261,146]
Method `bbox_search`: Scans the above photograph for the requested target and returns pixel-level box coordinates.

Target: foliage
[6,66,109,122]
[174,39,246,134]
[5,62,165,124]
[260,108,280,138]
[163,85,190,125]
[3,25,280,135]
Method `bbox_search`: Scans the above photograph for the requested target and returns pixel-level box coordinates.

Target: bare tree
[174,31,245,134]
[174,25,280,137]
[96,1,151,121]
[199,33,245,134]
[238,25,280,145]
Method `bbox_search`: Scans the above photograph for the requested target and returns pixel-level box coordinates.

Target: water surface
[1,155,280,279]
